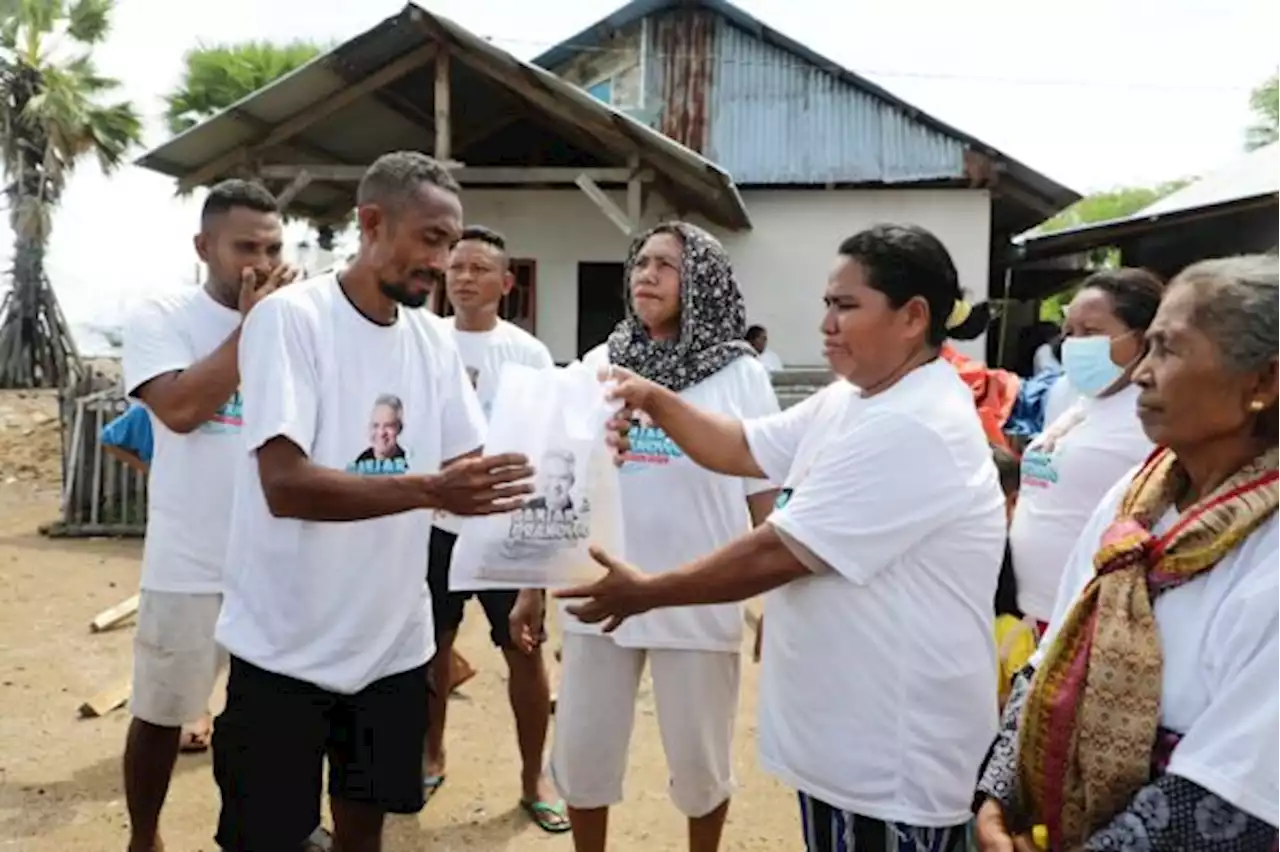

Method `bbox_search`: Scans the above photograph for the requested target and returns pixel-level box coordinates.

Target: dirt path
[0,481,798,851]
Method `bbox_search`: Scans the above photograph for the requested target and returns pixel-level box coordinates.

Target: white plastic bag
[449,360,624,590]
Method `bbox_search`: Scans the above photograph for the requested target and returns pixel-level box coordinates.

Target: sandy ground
[0,389,799,851]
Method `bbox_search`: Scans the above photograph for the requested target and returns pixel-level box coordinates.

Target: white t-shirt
[744,359,1005,826]
[122,287,242,594]
[1042,373,1079,428]
[1036,470,1279,827]
[215,275,486,694]
[433,319,554,536]
[758,349,784,372]
[564,347,780,651]
[1010,384,1152,621]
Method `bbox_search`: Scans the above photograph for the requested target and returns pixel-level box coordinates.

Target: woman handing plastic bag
[450,360,625,589]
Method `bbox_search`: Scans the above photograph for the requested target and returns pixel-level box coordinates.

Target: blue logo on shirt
[621,425,685,473]
[199,391,243,434]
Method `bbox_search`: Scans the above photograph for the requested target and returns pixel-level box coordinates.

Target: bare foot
[179,713,212,753]
[126,835,163,852]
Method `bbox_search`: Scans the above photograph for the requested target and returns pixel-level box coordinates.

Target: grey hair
[372,394,404,428]
[356,151,460,209]
[1173,255,1279,373]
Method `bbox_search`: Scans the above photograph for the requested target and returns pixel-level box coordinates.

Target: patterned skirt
[798,792,968,852]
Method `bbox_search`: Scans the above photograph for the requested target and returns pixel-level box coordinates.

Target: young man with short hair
[211,153,534,852]
[121,179,302,852]
[424,225,567,832]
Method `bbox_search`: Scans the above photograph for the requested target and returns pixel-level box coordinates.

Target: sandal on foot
[520,798,571,834]
[423,774,446,803]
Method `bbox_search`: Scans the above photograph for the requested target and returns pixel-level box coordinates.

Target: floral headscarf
[606,222,756,392]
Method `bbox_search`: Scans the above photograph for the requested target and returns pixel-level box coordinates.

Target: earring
[1248,400,1266,412]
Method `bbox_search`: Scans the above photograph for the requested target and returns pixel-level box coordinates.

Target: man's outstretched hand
[555,546,655,632]
[431,453,534,516]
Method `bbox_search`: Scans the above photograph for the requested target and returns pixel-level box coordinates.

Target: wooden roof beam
[256,164,650,185]
[177,42,440,193]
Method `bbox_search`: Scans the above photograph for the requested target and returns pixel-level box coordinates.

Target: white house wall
[458,187,992,366]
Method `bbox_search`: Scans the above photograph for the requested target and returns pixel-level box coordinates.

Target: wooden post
[626,153,643,234]
[434,51,451,162]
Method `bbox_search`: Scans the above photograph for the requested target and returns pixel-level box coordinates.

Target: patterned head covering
[606,222,756,392]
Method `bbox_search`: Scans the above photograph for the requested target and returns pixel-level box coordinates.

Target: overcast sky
[3,0,1275,344]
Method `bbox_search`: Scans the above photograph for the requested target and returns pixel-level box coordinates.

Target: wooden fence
[43,380,147,538]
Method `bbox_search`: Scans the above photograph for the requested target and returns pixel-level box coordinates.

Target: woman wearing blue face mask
[1008,268,1163,634]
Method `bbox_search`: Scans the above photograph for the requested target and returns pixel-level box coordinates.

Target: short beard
[378,280,430,308]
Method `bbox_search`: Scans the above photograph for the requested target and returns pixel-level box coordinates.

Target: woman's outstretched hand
[555,546,654,632]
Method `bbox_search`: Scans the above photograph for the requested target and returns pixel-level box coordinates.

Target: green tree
[1037,180,1192,234]
[0,0,142,388]
[1245,72,1278,151]
[163,40,322,135]
[1032,180,1191,319]
[161,41,348,248]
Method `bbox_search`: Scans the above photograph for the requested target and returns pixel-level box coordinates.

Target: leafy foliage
[1245,72,1278,151]
[0,0,143,387]
[163,40,323,135]
[1037,181,1192,235]
[1,0,142,241]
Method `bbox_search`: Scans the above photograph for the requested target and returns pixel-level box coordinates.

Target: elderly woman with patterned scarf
[974,255,1280,852]
[511,222,780,852]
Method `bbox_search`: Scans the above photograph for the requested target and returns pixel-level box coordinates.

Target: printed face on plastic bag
[449,361,625,591]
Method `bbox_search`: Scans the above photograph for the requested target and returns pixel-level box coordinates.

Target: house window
[583,63,640,109]
[434,258,537,335]
[586,79,613,104]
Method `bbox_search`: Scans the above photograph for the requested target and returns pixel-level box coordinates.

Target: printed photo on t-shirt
[348,393,409,475]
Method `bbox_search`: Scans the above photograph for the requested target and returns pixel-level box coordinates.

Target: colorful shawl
[606,222,756,392]
[1017,445,1279,849]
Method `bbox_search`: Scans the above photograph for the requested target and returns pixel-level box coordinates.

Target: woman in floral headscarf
[511,222,780,852]
[974,255,1280,852]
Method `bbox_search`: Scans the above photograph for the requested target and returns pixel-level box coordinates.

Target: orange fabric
[940,345,1020,451]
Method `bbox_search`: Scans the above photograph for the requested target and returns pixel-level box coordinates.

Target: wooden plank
[575,172,634,236]
[178,43,440,192]
[79,677,131,718]
[626,154,644,232]
[256,164,641,184]
[434,50,451,161]
[276,170,313,208]
[91,594,140,633]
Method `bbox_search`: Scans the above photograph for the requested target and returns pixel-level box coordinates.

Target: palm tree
[162,41,348,250]
[0,0,141,388]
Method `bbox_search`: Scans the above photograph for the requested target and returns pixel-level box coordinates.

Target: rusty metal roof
[533,0,1080,230]
[135,3,752,229]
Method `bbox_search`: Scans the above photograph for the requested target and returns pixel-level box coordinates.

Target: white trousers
[550,632,740,817]
[130,590,227,727]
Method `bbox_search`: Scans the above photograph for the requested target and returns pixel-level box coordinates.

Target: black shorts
[212,656,429,852]
[428,527,544,649]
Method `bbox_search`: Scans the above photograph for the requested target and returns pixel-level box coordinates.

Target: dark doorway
[576,262,626,357]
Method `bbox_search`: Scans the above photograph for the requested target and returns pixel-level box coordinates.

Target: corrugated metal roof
[703,18,967,184]
[1016,142,1279,258]
[135,3,752,230]
[532,0,1079,226]
[1139,141,1278,218]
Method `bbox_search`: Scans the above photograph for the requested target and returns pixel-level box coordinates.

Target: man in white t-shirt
[746,324,784,372]
[211,152,535,852]
[422,225,565,830]
[121,179,302,852]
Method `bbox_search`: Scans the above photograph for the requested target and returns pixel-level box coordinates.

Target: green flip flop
[520,798,571,834]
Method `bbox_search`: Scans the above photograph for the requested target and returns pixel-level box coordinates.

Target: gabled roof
[134,3,752,229]
[1016,142,1279,260]
[532,0,1079,225]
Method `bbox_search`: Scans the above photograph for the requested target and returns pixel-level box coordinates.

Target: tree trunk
[0,214,82,389]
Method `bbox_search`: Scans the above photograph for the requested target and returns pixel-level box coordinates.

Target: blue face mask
[1061,335,1123,397]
